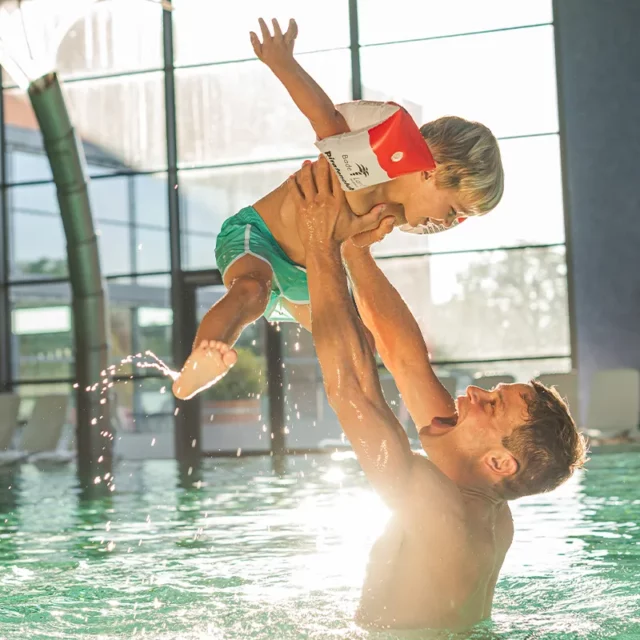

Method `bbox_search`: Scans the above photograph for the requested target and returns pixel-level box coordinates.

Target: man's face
[419,383,534,485]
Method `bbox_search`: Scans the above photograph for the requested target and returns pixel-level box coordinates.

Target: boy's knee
[230,275,271,306]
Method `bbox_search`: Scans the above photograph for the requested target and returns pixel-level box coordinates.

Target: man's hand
[250,18,298,70]
[344,216,396,253]
[288,157,391,249]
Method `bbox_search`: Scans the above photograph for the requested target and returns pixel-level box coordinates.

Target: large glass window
[172,0,350,66]
[357,0,552,45]
[0,1,572,451]
[178,160,300,270]
[360,26,559,138]
[7,182,67,280]
[378,247,571,363]
[2,0,164,85]
[176,50,352,168]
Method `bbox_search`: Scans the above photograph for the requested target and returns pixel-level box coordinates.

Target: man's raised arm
[288,159,431,509]
[342,240,456,429]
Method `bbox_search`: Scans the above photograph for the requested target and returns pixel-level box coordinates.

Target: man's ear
[484,450,519,478]
[422,170,434,181]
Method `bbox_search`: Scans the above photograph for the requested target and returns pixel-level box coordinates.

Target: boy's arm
[342,237,456,429]
[251,18,349,139]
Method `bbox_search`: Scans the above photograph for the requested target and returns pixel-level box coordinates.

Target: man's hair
[420,116,504,215]
[499,380,588,500]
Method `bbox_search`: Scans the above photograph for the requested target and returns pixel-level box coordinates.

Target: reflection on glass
[4,90,149,182]
[2,1,162,86]
[194,286,268,455]
[358,0,552,45]
[133,174,169,228]
[11,216,67,280]
[96,223,133,276]
[55,1,163,78]
[172,0,349,66]
[176,50,351,167]
[90,177,130,223]
[179,160,300,270]
[106,274,172,377]
[90,175,170,276]
[63,72,167,172]
[10,283,74,380]
[361,26,558,138]
[7,183,68,279]
[136,229,170,273]
[379,247,570,362]
[433,358,573,396]
[112,377,174,436]
[423,135,565,254]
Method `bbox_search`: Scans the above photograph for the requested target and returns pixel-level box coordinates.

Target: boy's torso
[253,179,403,267]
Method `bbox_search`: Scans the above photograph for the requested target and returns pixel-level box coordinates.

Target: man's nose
[467,385,491,404]
[467,385,484,404]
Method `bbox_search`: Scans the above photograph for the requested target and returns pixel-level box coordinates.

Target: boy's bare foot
[172,340,238,400]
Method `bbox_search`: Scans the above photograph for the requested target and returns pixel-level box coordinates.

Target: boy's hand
[250,18,298,70]
[289,158,388,249]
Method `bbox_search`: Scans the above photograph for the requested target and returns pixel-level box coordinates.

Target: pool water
[0,451,638,640]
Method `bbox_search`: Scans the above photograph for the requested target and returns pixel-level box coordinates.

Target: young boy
[172,18,504,400]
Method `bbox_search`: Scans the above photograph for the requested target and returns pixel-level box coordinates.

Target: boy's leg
[172,255,273,400]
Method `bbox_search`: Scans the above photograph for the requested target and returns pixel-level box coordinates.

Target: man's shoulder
[407,454,466,512]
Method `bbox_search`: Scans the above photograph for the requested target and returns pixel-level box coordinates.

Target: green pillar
[27,72,113,486]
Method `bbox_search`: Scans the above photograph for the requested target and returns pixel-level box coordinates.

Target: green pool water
[0,450,638,640]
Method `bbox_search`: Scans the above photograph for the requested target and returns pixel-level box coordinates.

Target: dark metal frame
[552,0,577,371]
[0,83,12,392]
[0,6,574,460]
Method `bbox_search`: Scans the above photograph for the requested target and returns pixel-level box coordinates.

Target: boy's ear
[423,170,435,181]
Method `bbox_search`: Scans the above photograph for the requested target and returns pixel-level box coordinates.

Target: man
[288,157,587,631]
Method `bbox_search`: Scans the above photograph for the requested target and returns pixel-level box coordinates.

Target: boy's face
[392,171,468,232]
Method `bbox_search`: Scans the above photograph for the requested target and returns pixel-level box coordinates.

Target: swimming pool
[0,450,638,639]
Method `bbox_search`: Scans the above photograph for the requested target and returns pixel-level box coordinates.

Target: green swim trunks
[215,206,309,322]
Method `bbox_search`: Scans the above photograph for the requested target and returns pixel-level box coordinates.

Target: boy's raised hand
[250,18,298,69]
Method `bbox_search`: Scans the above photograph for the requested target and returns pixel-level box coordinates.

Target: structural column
[553,0,640,415]
[28,72,112,484]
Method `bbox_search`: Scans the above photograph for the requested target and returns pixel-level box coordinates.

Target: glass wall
[0,0,570,453]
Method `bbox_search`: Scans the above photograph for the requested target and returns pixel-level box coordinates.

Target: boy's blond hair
[420,116,504,215]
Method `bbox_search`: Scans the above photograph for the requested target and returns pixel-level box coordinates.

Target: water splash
[136,350,178,380]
